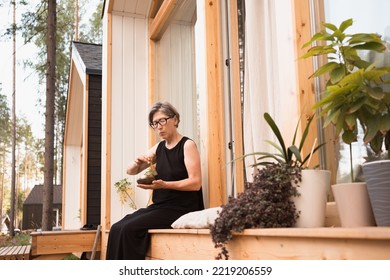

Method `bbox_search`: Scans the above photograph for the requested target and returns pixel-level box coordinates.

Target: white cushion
[171,207,222,229]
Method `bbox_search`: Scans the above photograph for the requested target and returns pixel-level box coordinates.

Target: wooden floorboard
[0,245,31,260]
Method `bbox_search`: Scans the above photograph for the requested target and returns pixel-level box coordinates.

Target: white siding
[63,145,82,229]
[110,14,150,223]
[156,22,198,144]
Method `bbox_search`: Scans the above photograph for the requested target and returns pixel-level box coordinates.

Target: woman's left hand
[137,179,167,190]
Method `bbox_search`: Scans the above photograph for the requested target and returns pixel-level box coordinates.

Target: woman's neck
[164,132,182,149]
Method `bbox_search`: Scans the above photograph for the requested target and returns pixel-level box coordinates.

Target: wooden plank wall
[87,74,102,225]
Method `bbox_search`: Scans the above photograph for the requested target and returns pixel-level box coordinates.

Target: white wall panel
[63,146,81,229]
[111,15,125,223]
[110,14,150,224]
[133,18,150,209]
[157,23,198,143]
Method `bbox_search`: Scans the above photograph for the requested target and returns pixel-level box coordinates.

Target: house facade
[62,0,390,259]
[63,42,102,229]
[95,0,314,258]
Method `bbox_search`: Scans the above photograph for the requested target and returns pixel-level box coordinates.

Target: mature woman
[106,101,204,260]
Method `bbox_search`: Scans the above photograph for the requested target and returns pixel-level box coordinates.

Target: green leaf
[342,130,357,144]
[288,145,302,163]
[354,59,372,69]
[364,118,380,142]
[298,114,314,151]
[301,143,326,165]
[330,65,346,84]
[332,29,345,42]
[255,153,285,165]
[346,97,366,114]
[264,140,284,156]
[364,69,390,82]
[353,42,387,52]
[302,31,333,48]
[344,114,357,130]
[349,33,383,44]
[339,69,364,86]
[311,62,340,78]
[368,132,383,154]
[301,45,336,59]
[263,113,288,162]
[323,109,341,127]
[335,114,346,136]
[379,114,390,133]
[323,22,338,32]
[339,18,353,32]
[367,87,385,100]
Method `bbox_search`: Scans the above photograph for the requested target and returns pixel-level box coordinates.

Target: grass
[0,233,31,247]
[63,254,80,260]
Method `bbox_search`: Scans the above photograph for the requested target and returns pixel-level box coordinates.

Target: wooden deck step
[0,245,31,260]
[30,229,101,260]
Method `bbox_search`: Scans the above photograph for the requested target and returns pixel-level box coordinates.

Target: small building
[62,42,102,229]
[22,185,62,230]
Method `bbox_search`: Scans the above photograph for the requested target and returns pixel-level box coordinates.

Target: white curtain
[243,0,299,181]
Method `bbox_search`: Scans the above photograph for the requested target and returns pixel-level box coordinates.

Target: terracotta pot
[293,169,331,227]
[331,182,376,227]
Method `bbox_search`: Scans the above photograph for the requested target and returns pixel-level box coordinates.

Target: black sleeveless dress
[105,137,204,260]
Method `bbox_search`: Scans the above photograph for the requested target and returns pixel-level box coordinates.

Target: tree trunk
[0,144,5,224]
[42,0,56,231]
[10,0,17,237]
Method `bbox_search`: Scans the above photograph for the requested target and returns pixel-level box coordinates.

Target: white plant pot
[331,182,376,227]
[362,160,390,226]
[293,169,331,228]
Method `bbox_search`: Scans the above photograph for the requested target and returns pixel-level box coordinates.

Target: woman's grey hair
[149,101,180,127]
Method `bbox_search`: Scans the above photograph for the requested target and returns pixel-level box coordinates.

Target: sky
[0,0,101,139]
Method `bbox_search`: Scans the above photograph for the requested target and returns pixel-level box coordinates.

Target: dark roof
[24,185,62,205]
[72,41,102,75]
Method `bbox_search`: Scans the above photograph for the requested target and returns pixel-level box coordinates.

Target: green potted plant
[114,178,137,210]
[210,112,327,259]
[136,164,157,185]
[246,113,330,228]
[302,18,390,226]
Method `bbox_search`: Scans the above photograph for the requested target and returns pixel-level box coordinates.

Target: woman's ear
[173,115,179,127]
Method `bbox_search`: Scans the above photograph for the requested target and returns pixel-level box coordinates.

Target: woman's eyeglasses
[149,116,173,129]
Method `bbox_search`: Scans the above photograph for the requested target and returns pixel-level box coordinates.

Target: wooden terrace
[26,203,390,260]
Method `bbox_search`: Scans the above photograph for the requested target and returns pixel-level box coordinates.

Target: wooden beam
[293,0,320,168]
[149,0,164,19]
[81,74,89,225]
[100,10,113,260]
[150,0,183,41]
[205,0,226,207]
[229,0,244,194]
[293,0,338,186]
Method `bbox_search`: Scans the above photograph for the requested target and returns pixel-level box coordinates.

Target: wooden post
[205,0,226,207]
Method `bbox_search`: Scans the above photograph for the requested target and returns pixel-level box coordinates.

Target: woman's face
[151,110,177,139]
